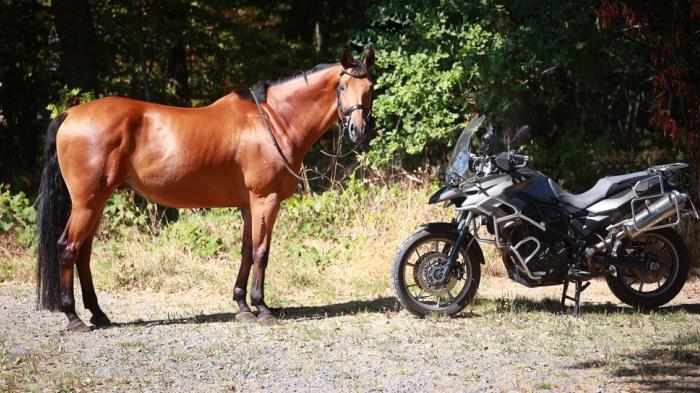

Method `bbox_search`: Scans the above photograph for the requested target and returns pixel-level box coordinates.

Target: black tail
[36,112,70,311]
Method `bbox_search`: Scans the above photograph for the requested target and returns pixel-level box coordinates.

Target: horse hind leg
[58,204,105,332]
[76,216,111,327]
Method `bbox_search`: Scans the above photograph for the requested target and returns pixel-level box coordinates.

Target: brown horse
[36,49,374,331]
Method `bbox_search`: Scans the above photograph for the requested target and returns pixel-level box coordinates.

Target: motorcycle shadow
[471,296,700,316]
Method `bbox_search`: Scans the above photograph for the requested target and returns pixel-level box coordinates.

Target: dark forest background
[1,0,699,194]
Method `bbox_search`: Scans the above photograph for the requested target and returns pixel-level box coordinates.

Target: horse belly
[126,166,247,208]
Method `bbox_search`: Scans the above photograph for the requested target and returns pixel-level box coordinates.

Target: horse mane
[236,63,340,103]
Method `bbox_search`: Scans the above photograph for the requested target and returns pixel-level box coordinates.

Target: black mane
[236,63,341,103]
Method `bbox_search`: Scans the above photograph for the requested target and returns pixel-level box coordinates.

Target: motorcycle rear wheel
[606,228,688,309]
[391,227,482,318]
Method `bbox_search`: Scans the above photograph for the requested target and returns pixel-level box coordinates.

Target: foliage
[46,87,96,119]
[102,192,150,237]
[596,0,700,153]
[0,185,36,247]
[359,0,684,182]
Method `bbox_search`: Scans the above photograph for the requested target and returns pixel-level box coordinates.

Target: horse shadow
[105,296,700,329]
[106,297,400,328]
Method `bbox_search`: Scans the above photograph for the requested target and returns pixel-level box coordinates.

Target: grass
[1,180,468,306]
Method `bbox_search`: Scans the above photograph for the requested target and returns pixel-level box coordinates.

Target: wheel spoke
[639,282,644,292]
[415,249,422,259]
[442,243,451,254]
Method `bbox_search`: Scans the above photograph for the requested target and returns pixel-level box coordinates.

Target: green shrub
[102,191,150,237]
[0,185,36,247]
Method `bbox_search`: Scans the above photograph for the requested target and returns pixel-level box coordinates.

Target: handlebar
[512,153,530,164]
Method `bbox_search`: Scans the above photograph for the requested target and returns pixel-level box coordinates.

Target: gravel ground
[1,278,698,392]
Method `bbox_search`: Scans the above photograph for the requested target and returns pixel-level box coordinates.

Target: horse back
[56,96,292,208]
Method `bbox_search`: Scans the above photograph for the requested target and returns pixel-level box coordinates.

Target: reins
[248,66,371,183]
[249,88,309,181]
[249,88,350,182]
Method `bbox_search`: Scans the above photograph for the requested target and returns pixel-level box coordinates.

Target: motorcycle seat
[548,171,649,209]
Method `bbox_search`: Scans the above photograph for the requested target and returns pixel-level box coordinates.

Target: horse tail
[36,112,70,311]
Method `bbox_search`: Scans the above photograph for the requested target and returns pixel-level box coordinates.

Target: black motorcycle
[392,115,698,317]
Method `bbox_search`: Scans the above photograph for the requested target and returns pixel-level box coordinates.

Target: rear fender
[420,222,485,264]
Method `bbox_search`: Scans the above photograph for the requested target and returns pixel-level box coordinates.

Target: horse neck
[265,65,341,163]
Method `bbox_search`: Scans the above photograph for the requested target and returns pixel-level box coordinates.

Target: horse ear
[340,50,356,69]
[363,47,375,69]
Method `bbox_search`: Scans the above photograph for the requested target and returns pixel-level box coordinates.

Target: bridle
[336,67,373,135]
[249,64,374,182]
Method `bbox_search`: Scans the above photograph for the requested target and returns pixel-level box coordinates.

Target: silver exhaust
[589,191,689,254]
[622,191,687,238]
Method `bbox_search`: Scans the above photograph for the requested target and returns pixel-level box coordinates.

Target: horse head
[337,48,374,144]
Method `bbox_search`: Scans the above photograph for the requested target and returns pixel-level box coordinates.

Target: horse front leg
[249,194,281,325]
[233,208,257,323]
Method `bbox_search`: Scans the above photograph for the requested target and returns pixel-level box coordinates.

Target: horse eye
[339,84,346,91]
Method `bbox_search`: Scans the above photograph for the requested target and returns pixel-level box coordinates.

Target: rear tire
[606,228,688,309]
[391,227,482,318]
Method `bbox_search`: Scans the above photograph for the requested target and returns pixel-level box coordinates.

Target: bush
[0,185,36,247]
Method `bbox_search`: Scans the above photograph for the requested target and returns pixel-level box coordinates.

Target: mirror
[482,123,503,154]
[511,125,530,148]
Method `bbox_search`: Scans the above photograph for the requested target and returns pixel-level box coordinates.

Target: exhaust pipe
[622,191,687,238]
[589,191,688,254]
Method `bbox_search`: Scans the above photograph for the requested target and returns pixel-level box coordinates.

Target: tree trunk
[51,0,99,91]
[166,6,190,106]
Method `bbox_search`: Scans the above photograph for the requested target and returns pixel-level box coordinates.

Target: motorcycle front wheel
[391,227,482,318]
[606,228,689,309]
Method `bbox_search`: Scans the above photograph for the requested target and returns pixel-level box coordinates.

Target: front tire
[391,227,482,318]
[606,228,689,309]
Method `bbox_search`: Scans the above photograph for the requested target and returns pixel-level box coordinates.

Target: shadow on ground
[570,333,700,392]
[107,297,399,328]
[106,296,700,329]
[479,296,700,315]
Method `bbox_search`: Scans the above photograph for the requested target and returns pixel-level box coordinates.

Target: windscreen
[446,114,485,182]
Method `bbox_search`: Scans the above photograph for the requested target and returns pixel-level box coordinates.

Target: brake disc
[414,251,459,296]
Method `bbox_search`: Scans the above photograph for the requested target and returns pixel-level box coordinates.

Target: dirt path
[1,278,699,392]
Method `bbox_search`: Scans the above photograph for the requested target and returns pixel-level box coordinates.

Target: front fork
[437,212,474,287]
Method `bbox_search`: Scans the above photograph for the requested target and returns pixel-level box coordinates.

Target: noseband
[337,68,373,133]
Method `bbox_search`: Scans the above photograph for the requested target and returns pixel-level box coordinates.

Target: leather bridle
[336,67,373,135]
[249,65,374,182]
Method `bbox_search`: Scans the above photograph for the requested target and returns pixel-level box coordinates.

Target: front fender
[419,222,485,264]
[428,186,466,204]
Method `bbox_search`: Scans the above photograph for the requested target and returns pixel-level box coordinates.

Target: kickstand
[561,279,591,316]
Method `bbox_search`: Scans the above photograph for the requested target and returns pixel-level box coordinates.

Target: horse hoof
[235,311,258,324]
[257,313,278,326]
[66,319,93,333]
[90,313,111,327]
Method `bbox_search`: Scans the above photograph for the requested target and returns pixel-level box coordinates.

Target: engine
[530,241,569,271]
[502,226,571,283]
